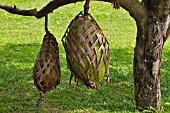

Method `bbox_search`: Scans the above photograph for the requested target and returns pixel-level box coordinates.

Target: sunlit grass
[0,1,169,112]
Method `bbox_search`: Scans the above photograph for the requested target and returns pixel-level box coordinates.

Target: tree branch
[0,0,84,18]
[101,0,148,24]
[0,0,148,23]
[35,0,84,18]
[0,4,38,16]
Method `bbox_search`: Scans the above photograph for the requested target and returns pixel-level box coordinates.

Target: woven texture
[62,12,110,88]
[33,33,61,93]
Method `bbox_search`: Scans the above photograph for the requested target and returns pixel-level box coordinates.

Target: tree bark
[134,0,170,110]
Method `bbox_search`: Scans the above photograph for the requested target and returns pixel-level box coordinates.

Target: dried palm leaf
[62,12,110,89]
[33,15,61,107]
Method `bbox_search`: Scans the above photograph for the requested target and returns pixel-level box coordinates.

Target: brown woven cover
[33,33,61,93]
[62,12,110,88]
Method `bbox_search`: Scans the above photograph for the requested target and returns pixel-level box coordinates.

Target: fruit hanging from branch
[62,10,110,88]
[32,15,61,107]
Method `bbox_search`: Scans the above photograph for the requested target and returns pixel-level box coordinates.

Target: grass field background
[0,0,170,112]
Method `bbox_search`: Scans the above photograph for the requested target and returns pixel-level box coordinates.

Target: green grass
[0,0,170,112]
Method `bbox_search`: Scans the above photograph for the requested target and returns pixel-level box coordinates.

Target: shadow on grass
[0,43,136,112]
[3,43,169,112]
[0,43,46,111]
[0,43,156,112]
[41,47,136,112]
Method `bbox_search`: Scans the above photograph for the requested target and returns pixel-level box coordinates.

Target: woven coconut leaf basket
[32,15,61,107]
[62,12,110,88]
[33,33,61,93]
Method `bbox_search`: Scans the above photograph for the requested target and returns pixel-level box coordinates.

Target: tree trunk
[134,11,169,110]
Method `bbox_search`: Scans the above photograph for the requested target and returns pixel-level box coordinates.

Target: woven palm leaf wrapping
[33,33,61,93]
[62,12,110,88]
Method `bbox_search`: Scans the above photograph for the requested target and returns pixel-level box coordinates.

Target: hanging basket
[62,12,110,88]
[33,33,61,93]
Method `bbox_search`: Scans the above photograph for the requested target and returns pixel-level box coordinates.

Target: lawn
[0,0,170,112]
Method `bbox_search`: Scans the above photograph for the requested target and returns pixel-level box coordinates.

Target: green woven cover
[62,12,110,88]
